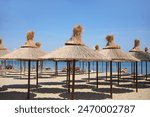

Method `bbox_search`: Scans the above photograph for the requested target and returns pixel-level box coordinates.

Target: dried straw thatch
[65,25,83,45]
[129,40,150,61]
[94,44,100,51]
[22,31,37,48]
[0,38,9,57]
[144,47,150,55]
[100,49,139,62]
[105,35,120,49]
[35,42,41,48]
[40,25,111,61]
[0,31,46,60]
[144,47,148,53]
[99,35,139,62]
[130,39,141,52]
[0,48,46,60]
[40,44,110,61]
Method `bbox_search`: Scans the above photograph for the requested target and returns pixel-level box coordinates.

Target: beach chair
[121,68,130,78]
[121,68,128,74]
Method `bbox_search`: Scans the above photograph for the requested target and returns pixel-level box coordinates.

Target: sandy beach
[0,70,150,100]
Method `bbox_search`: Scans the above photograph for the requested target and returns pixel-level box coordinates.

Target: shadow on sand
[116,83,150,89]
[62,84,95,89]
[32,97,63,100]
[0,87,8,92]
[87,81,116,86]
[62,80,86,83]
[81,77,102,81]
[31,88,67,94]
[59,92,110,100]
[3,84,41,89]
[92,87,134,94]
[0,91,36,100]
[39,82,65,86]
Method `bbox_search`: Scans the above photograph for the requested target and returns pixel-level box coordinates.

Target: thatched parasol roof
[40,45,110,61]
[98,35,139,62]
[0,38,10,57]
[0,31,46,60]
[129,40,150,61]
[94,44,100,51]
[35,42,41,48]
[144,47,150,55]
[40,25,111,61]
[144,47,148,53]
[0,31,47,100]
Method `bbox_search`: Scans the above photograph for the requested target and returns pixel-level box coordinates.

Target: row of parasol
[0,25,150,99]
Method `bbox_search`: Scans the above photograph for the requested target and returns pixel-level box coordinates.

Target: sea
[1,60,150,74]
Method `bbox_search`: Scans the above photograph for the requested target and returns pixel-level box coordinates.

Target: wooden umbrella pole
[131,62,132,75]
[92,61,94,72]
[20,60,22,79]
[102,61,103,72]
[110,61,113,99]
[55,61,58,76]
[27,60,31,99]
[120,62,121,80]
[66,62,68,86]
[146,61,147,80]
[133,62,135,81]
[82,61,84,74]
[66,61,70,93]
[40,61,43,74]
[117,62,119,85]
[106,62,108,80]
[136,61,138,92]
[4,60,6,77]
[71,59,75,100]
[88,62,90,82]
[68,61,71,93]
[24,61,26,75]
[36,60,39,89]
[96,61,99,88]
[141,61,143,74]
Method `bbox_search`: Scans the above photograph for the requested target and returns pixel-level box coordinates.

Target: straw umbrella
[95,45,109,80]
[40,25,111,99]
[129,40,150,80]
[97,35,139,92]
[0,39,10,76]
[95,45,104,73]
[0,31,46,99]
[35,42,43,88]
[95,44,114,98]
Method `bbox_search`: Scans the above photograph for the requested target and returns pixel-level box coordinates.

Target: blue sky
[0,0,150,52]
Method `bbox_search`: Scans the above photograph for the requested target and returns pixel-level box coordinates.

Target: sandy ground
[0,70,150,100]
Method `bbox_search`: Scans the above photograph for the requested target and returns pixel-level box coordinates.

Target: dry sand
[0,70,150,100]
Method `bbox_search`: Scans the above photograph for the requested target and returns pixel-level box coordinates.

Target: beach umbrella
[35,42,45,88]
[95,45,109,80]
[97,35,139,93]
[129,39,150,80]
[40,25,111,99]
[95,45,104,72]
[99,35,139,62]
[0,31,46,99]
